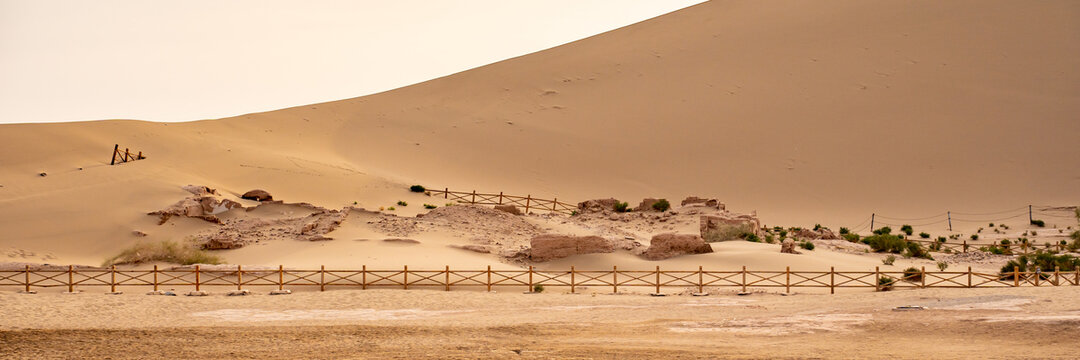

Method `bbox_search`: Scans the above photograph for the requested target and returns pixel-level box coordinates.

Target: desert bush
[989,223,995,227]
[928,242,942,252]
[904,242,933,260]
[936,261,949,271]
[704,224,754,243]
[901,225,914,236]
[970,234,979,240]
[937,236,947,243]
[861,234,907,254]
[1031,231,1038,236]
[1001,239,1012,245]
[798,241,815,251]
[779,229,788,238]
[882,255,896,265]
[1031,219,1045,227]
[1000,252,1080,280]
[388,206,396,211]
[532,284,544,293]
[842,233,860,243]
[614,202,629,213]
[873,226,892,235]
[878,276,895,291]
[423,204,437,209]
[839,227,850,235]
[764,234,776,244]
[409,185,426,193]
[902,267,923,283]
[745,233,761,243]
[397,201,408,206]
[652,199,671,212]
[919,232,930,239]
[103,240,222,267]
[813,224,823,231]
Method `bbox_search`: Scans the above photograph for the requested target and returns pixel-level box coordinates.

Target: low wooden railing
[109,144,145,165]
[428,188,576,215]
[3,265,1078,294]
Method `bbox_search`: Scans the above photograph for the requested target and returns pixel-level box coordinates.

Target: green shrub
[397,201,408,206]
[1001,239,1011,245]
[779,229,788,238]
[919,232,930,239]
[936,261,949,271]
[839,227,850,235]
[614,202,629,213]
[873,226,892,235]
[983,246,1006,255]
[423,204,437,209]
[882,255,896,265]
[745,233,761,242]
[989,223,995,227]
[902,267,923,283]
[937,236,947,243]
[103,240,223,267]
[799,241,815,251]
[970,234,978,240]
[388,206,396,211]
[904,242,933,260]
[901,225,914,236]
[862,234,906,254]
[704,224,754,242]
[409,185,426,193]
[1000,252,1080,280]
[813,224,823,231]
[878,276,895,291]
[842,233,860,243]
[1031,219,1045,227]
[764,234,777,244]
[652,199,671,212]
[532,284,544,293]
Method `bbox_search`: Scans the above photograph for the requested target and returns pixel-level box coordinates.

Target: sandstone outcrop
[781,238,801,254]
[640,233,713,260]
[529,234,615,262]
[241,189,273,202]
[635,198,660,212]
[577,198,619,213]
[681,196,721,209]
[700,214,762,241]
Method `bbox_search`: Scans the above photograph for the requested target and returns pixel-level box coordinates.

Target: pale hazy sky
[0,0,703,124]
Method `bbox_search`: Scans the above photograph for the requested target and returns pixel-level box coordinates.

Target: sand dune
[1,0,1078,265]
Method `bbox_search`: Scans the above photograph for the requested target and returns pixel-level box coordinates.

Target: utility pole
[948,211,952,232]
[870,213,875,232]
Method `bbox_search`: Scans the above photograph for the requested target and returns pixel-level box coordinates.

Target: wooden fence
[428,188,576,215]
[4,264,1078,294]
[109,144,145,165]
[907,238,1071,255]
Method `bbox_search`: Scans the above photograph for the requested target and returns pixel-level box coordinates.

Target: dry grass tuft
[103,240,223,267]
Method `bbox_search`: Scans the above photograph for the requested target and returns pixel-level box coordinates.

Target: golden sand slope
[0,1,1077,263]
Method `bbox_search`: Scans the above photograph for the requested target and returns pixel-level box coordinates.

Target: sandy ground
[2,287,1079,359]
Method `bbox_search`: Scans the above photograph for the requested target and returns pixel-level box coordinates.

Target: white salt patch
[190,308,467,322]
[669,313,871,335]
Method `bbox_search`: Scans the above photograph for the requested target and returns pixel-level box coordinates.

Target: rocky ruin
[640,233,713,260]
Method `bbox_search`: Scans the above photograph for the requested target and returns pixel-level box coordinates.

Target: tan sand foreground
[2,287,1080,359]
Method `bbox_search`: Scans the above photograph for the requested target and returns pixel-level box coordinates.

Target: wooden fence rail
[907,238,1070,255]
[427,188,576,215]
[4,265,1079,294]
[109,144,146,165]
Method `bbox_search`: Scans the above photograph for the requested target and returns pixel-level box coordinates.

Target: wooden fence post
[237,265,243,290]
[830,267,835,294]
[552,198,558,212]
[124,148,131,162]
[110,144,119,165]
[874,266,880,292]
[1075,267,1079,286]
[920,266,926,289]
[1035,268,1040,287]
[445,265,450,292]
[525,195,531,213]
[1055,266,1060,286]
[613,265,618,293]
[67,265,74,293]
[404,265,409,290]
[153,265,159,291]
[278,265,284,291]
[362,265,367,290]
[498,192,504,204]
[444,188,448,199]
[697,266,704,294]
[655,266,661,294]
[195,265,201,292]
[968,266,972,288]
[528,266,534,292]
[320,265,325,292]
[741,266,747,293]
[570,266,576,294]
[24,265,30,293]
[1014,267,1020,287]
[111,265,117,293]
[471,190,477,204]
[486,265,492,292]
[963,240,968,253]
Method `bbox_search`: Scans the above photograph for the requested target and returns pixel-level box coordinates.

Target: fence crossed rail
[4,264,1078,294]
[428,188,576,215]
